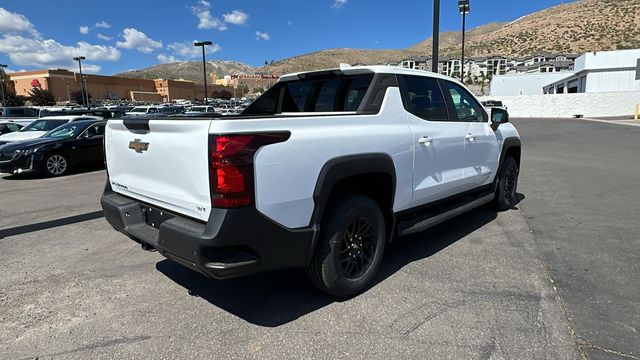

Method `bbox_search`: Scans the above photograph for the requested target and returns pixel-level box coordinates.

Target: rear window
[244,74,375,115]
[23,119,68,131]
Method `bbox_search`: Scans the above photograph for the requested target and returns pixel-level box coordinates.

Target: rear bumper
[100,183,317,279]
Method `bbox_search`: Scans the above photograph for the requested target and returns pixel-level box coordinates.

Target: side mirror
[491,107,509,129]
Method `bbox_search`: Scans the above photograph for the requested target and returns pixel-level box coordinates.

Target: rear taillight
[209,133,290,208]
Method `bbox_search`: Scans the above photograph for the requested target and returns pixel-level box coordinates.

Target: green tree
[28,88,56,106]
[237,83,249,96]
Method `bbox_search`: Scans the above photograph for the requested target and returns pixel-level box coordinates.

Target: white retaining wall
[480,92,640,118]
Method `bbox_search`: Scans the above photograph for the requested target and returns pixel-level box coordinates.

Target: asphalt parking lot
[0,118,638,359]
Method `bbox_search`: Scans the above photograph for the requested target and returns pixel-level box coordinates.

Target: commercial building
[6,69,240,103]
[489,49,640,96]
[543,49,640,94]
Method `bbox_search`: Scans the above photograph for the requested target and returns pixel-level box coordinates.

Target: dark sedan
[0,120,105,177]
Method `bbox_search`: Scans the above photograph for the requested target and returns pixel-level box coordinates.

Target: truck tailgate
[105,119,213,221]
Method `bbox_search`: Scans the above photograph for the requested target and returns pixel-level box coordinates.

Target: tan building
[7,69,240,103]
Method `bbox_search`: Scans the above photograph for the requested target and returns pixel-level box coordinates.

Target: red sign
[31,79,41,88]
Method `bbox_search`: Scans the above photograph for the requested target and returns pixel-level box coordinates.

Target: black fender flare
[494,137,521,191]
[308,153,397,249]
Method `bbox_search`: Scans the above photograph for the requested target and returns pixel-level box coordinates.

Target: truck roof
[278,65,465,85]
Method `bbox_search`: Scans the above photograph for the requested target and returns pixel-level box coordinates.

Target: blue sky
[0,0,573,75]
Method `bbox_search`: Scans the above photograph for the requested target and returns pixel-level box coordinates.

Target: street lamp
[458,0,471,82]
[194,41,213,104]
[73,56,88,108]
[432,0,440,73]
[0,64,7,107]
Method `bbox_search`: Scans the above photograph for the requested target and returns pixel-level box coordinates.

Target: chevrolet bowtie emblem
[128,139,149,153]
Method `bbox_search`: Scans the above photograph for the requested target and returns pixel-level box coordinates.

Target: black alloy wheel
[306,194,386,297]
[339,216,377,279]
[494,156,519,211]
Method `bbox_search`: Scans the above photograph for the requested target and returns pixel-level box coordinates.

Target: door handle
[418,136,432,147]
[465,133,476,142]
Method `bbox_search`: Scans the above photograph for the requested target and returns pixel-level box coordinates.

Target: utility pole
[458,0,471,82]
[73,56,86,108]
[432,0,440,73]
[194,41,213,104]
[66,82,70,103]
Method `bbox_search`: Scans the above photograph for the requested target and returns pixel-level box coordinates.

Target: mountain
[406,22,507,54]
[115,0,640,80]
[256,48,405,75]
[441,0,640,57]
[114,60,255,83]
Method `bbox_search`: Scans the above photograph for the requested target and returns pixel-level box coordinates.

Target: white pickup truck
[101,66,521,297]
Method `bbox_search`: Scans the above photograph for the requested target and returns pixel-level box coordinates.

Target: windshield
[22,119,68,132]
[130,107,148,112]
[190,107,206,112]
[44,122,86,139]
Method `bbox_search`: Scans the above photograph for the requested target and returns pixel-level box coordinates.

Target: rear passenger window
[400,75,449,121]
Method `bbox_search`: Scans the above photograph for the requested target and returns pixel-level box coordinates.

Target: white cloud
[71,63,101,73]
[97,33,112,41]
[167,42,200,58]
[161,41,221,64]
[0,8,36,34]
[223,10,249,25]
[0,34,120,71]
[116,28,162,53]
[256,31,270,41]
[331,0,347,10]
[287,21,293,26]
[95,21,111,29]
[79,26,89,34]
[189,2,227,30]
[157,53,180,64]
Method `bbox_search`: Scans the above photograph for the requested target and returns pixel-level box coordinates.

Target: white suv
[101,66,521,297]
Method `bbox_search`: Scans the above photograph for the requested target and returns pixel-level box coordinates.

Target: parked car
[0,119,106,176]
[185,106,217,114]
[0,116,102,145]
[101,65,520,297]
[126,106,160,116]
[0,107,40,126]
[0,121,23,135]
[0,107,39,119]
[481,100,507,110]
[122,106,184,119]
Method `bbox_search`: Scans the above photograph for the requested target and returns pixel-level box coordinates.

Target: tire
[42,153,69,177]
[493,156,519,211]
[305,194,386,297]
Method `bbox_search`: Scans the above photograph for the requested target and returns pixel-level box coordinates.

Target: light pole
[194,41,212,104]
[73,56,87,108]
[432,0,440,73]
[83,75,90,109]
[0,64,7,107]
[458,0,471,82]
[66,82,70,103]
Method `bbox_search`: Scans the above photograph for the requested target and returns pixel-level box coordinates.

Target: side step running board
[398,193,495,237]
